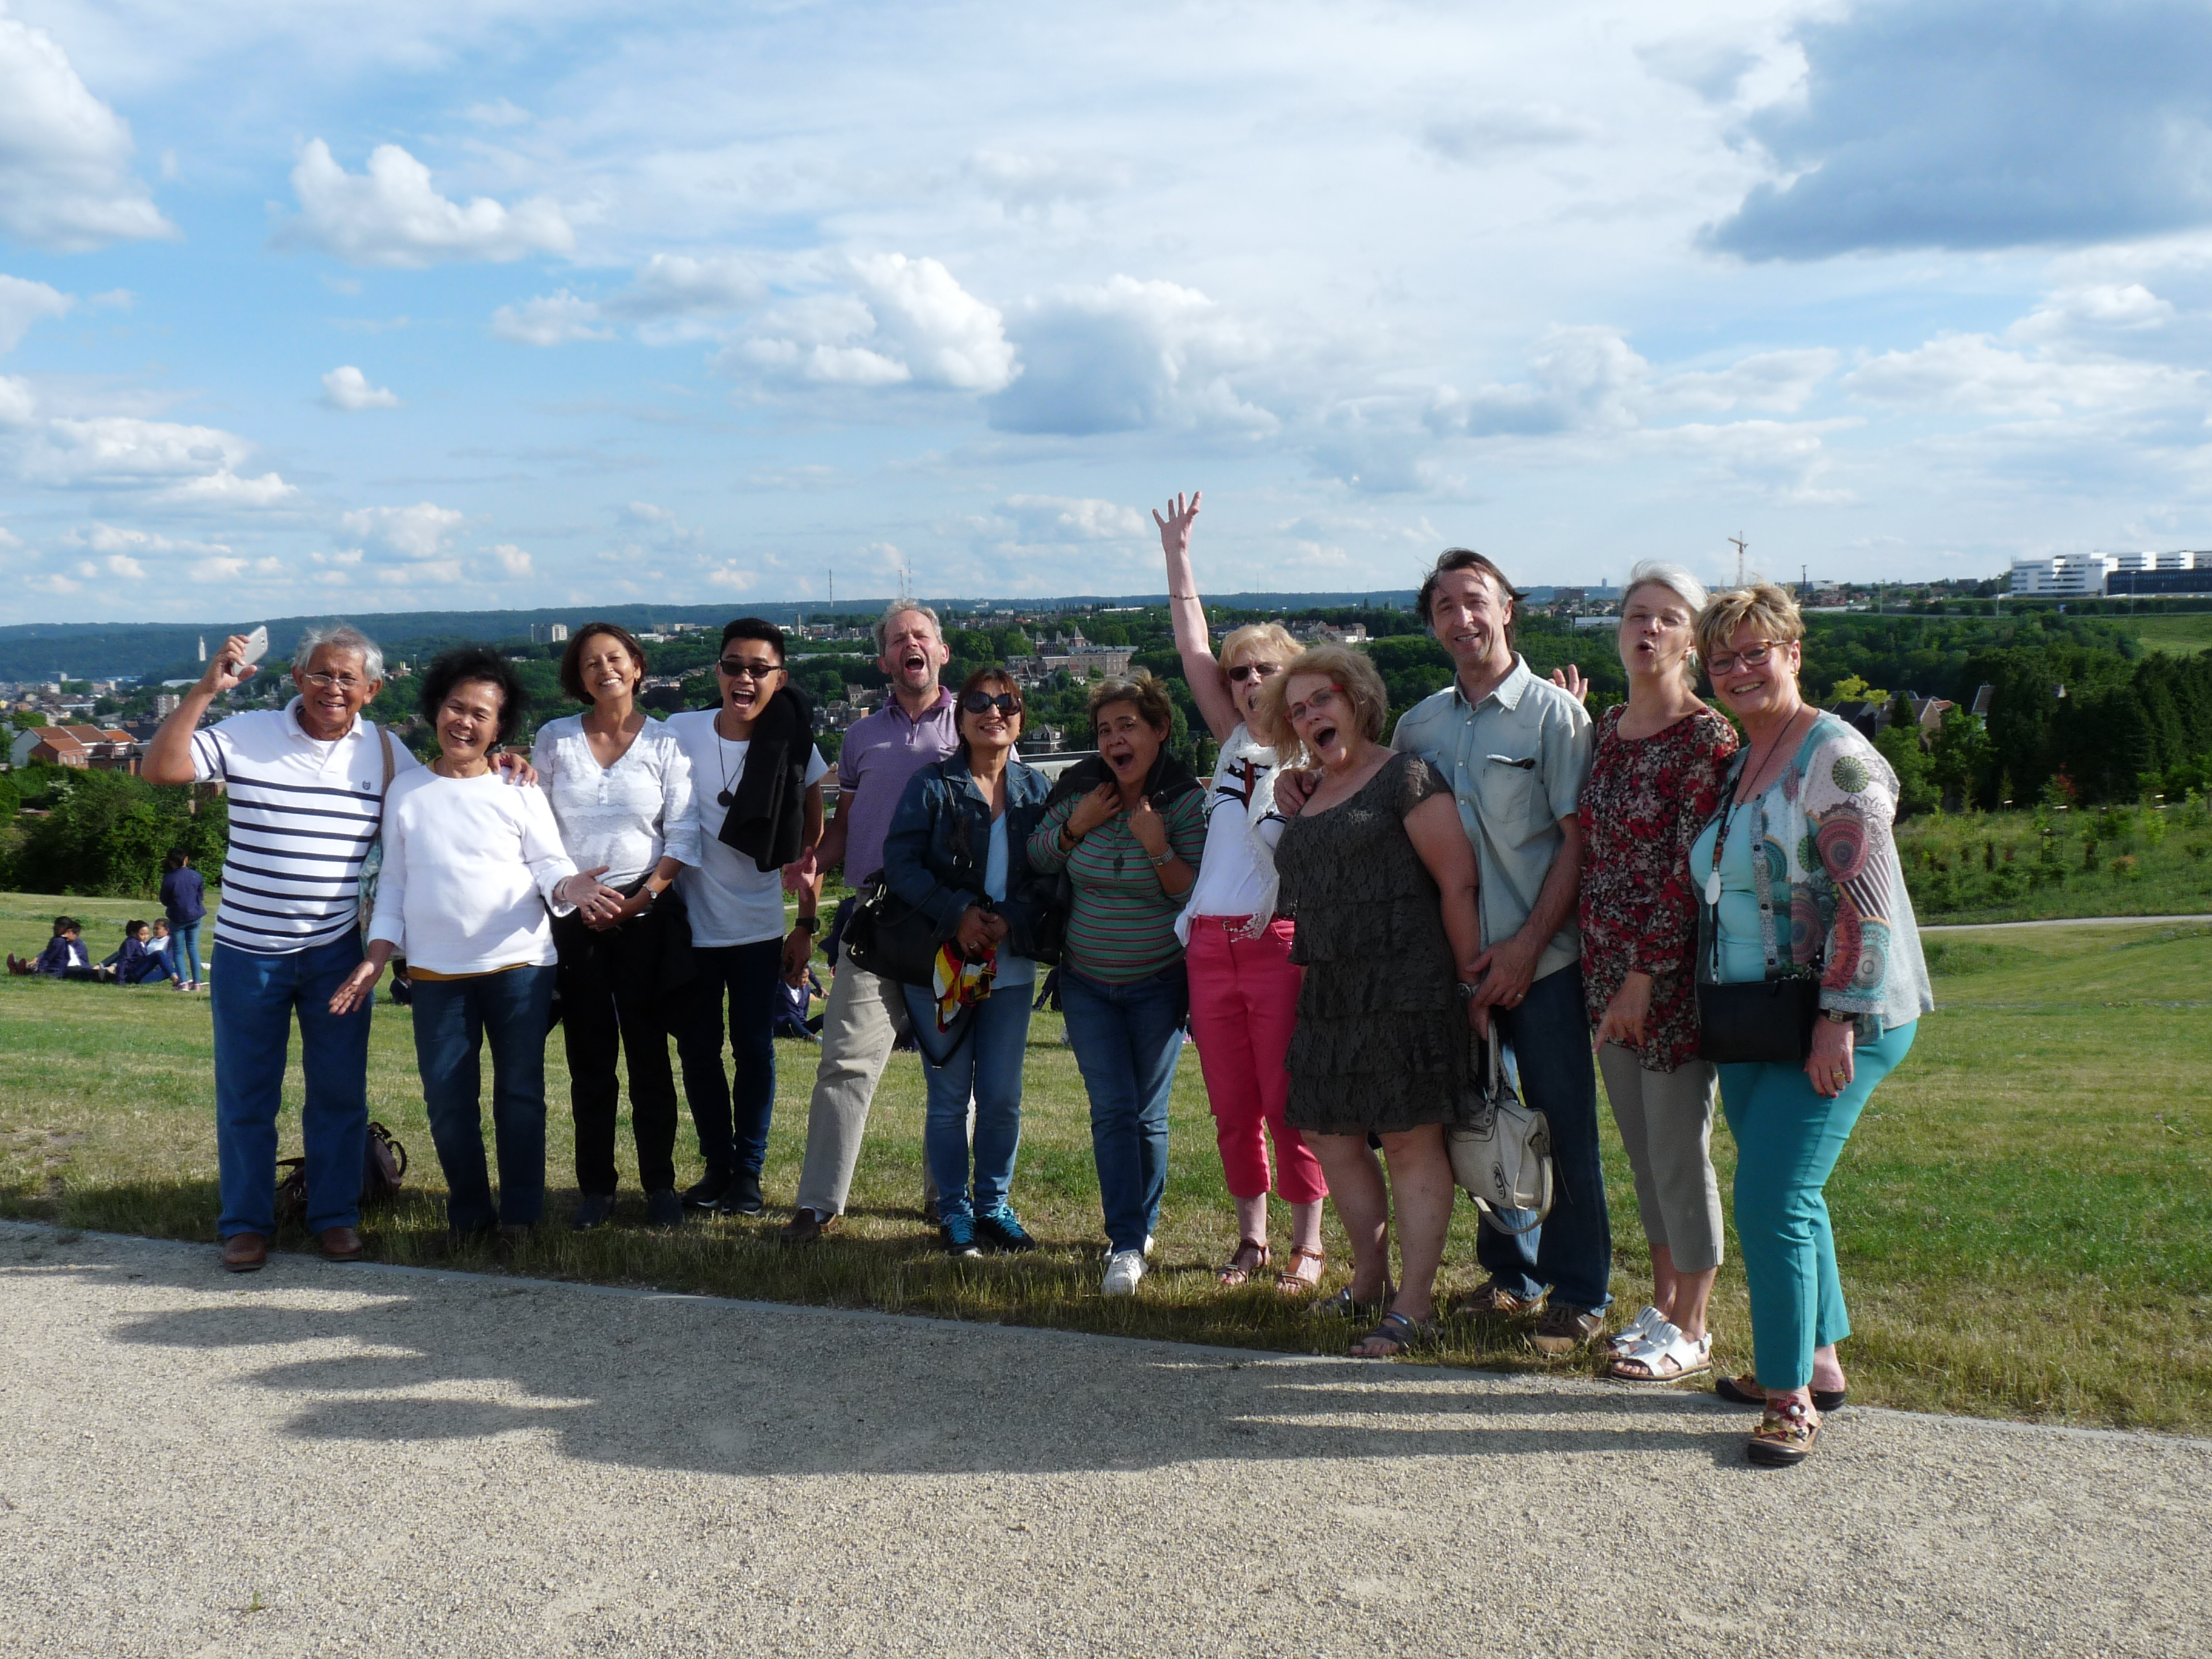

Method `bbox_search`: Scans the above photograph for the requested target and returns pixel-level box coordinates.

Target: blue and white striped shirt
[190,699,418,956]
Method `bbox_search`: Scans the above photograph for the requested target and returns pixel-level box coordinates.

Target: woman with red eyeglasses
[1155,491,1330,1296]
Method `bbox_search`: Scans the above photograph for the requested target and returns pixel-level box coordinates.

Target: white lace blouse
[531,714,703,889]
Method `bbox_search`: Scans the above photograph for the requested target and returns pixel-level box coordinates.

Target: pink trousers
[1185,916,1327,1205]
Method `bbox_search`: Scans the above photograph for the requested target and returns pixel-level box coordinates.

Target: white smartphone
[237,625,269,668]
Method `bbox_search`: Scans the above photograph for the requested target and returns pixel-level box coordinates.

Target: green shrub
[8,771,227,898]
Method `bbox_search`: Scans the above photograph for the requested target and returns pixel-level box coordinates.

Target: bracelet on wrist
[1147,850,1173,867]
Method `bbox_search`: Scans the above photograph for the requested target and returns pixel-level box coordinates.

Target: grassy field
[3,893,2207,1433]
[1898,794,2212,924]
[2122,611,2212,656]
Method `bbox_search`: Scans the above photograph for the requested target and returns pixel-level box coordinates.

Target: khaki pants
[793,942,942,1216]
[1597,1042,1724,1275]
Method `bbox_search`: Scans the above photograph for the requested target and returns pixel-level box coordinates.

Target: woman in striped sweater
[1028,672,1207,1296]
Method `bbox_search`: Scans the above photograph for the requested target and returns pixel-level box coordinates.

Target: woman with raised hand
[1155,491,1329,1294]
[1261,646,1484,1359]
[330,646,608,1258]
[1027,671,1207,1296]
[881,666,1058,1258]
[1691,582,1932,1466]
[532,622,702,1233]
[1574,561,1739,1386]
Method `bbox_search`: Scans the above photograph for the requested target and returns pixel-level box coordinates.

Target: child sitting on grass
[8,917,96,980]
[96,920,182,987]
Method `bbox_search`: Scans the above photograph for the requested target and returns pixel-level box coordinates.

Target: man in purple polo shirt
[778,600,957,1242]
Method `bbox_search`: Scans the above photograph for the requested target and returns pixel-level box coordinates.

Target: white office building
[2009,554,2118,596]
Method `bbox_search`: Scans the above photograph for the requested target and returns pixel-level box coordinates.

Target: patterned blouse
[1577,704,1738,1071]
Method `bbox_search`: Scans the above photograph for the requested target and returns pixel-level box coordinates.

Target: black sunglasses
[717,657,783,680]
[960,691,1023,716]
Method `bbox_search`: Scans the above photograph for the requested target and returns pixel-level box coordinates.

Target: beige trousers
[1597,1042,1724,1275]
[792,942,939,1217]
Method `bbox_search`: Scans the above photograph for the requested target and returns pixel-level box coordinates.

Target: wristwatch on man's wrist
[1456,980,1480,1002]
[792,913,819,936]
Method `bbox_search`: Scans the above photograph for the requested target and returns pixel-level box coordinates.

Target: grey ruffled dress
[1273,751,1483,1136]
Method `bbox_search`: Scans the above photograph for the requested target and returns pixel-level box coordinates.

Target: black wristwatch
[792,914,819,936]
[1456,980,1480,1002]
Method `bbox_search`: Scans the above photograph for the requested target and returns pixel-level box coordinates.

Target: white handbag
[1447,1028,1554,1234]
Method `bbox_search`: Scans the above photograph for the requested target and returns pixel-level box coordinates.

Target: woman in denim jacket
[882,666,1059,1257]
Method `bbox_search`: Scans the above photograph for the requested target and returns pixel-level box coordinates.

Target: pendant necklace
[1707,708,1803,907]
[714,714,740,808]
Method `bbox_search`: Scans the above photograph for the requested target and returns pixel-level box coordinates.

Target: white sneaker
[1144,1233,1156,1258]
[1101,1249,1147,1296]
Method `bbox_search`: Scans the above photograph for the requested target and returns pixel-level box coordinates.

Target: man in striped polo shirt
[146,623,438,1273]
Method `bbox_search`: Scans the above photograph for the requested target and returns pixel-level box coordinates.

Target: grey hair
[1620,561,1709,682]
[294,622,386,682]
[873,600,942,655]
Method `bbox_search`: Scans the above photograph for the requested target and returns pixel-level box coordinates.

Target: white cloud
[99,552,144,579]
[63,523,232,557]
[725,256,1016,395]
[285,139,574,269]
[492,289,611,346]
[1421,106,1600,163]
[965,149,1131,212]
[0,275,73,353]
[607,253,765,321]
[465,98,532,128]
[1426,327,1647,438]
[320,364,400,411]
[486,542,534,577]
[1002,495,1148,541]
[154,470,299,508]
[990,275,1270,435]
[341,501,468,561]
[6,404,297,512]
[0,15,175,250]
[0,373,35,425]
[1657,349,1839,414]
[1842,333,2202,417]
[703,563,757,591]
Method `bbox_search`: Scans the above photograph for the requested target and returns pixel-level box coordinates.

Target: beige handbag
[1446,1029,1555,1233]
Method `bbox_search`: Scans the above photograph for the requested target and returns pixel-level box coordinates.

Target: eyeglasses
[960,691,1022,716]
[1287,685,1342,721]
[300,671,367,692]
[1226,662,1282,684]
[1706,640,1785,675]
[717,657,782,681]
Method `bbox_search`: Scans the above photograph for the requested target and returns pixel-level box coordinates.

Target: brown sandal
[1275,1247,1326,1295]
[1218,1238,1270,1287]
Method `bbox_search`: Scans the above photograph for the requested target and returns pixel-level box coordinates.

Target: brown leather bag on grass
[275,1121,409,1225]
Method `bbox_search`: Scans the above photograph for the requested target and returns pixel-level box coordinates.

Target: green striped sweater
[1027,791,1208,984]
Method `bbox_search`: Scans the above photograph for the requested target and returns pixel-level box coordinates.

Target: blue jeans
[1720,1021,1917,1391]
[211,935,374,1239]
[902,982,1033,1221]
[1475,959,1612,1313]
[1059,963,1188,1255]
[170,920,203,985]
[410,967,557,1233]
[674,940,783,1178]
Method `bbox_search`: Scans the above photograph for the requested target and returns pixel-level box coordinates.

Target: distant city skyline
[6,2,2212,624]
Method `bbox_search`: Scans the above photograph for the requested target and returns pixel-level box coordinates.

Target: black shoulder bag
[1694,762,1820,1064]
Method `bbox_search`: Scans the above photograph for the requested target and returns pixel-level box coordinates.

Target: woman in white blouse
[1156,491,1330,1293]
[331,647,597,1255]
[532,623,702,1231]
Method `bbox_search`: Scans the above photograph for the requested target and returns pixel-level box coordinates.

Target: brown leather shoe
[1530,1303,1606,1356]
[221,1232,268,1273]
[318,1225,366,1262]
[1449,1278,1545,1319]
[779,1207,836,1244]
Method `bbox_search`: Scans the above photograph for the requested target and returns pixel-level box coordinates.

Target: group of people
[129,488,1931,1469]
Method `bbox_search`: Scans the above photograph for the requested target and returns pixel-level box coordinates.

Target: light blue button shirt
[1390,654,1593,981]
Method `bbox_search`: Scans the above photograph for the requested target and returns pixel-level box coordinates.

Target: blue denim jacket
[882,754,1061,962]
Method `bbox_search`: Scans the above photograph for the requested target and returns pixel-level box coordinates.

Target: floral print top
[1578,704,1738,1071]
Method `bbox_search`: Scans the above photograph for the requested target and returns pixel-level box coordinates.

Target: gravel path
[3,1221,2205,1657]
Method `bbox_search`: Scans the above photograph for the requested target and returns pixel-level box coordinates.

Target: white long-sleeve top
[530,713,702,888]
[367,769,580,974]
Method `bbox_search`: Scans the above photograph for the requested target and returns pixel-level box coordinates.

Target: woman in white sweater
[331,647,608,1253]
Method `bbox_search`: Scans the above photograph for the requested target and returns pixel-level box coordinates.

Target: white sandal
[1608,1319,1713,1383]
[1609,1304,1664,1355]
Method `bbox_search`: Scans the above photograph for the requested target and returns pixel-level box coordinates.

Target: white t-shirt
[666,709,830,948]
[367,769,579,974]
[1182,729,1286,925]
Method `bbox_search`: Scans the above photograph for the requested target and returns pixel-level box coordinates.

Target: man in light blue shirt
[1391,548,1608,1352]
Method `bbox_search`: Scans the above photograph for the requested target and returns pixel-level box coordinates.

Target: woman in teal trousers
[1691,581,1934,1467]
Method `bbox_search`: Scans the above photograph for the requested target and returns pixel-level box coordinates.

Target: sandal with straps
[1313,1279,1393,1321]
[1748,1396,1822,1467]
[1607,1320,1712,1383]
[1217,1238,1270,1287]
[1275,1247,1326,1296]
[1350,1310,1437,1360]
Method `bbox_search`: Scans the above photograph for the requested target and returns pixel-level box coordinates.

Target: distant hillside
[0,592,1423,679]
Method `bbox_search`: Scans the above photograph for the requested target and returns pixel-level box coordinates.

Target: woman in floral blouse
[1577,561,1738,1387]
[1691,581,1934,1467]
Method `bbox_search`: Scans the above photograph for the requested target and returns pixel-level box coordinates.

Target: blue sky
[4,0,2212,624]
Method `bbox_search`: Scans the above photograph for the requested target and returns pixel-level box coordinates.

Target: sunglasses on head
[960,691,1022,716]
[1226,661,1282,684]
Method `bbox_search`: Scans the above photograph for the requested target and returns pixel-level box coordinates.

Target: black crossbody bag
[1695,757,1820,1065]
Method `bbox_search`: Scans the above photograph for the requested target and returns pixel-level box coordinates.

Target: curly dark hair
[558,622,649,703]
[418,645,529,745]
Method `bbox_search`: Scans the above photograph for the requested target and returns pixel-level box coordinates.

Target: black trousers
[553,909,682,1195]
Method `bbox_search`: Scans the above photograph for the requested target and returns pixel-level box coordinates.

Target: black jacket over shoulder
[718,682,817,873]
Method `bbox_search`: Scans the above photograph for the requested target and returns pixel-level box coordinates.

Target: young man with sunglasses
[667,619,827,1216]
[776,601,957,1242]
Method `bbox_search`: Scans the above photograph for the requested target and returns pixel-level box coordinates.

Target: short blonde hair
[1088,669,1175,736]
[1695,581,1805,668]
[1255,645,1389,765]
[1218,622,1299,674]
